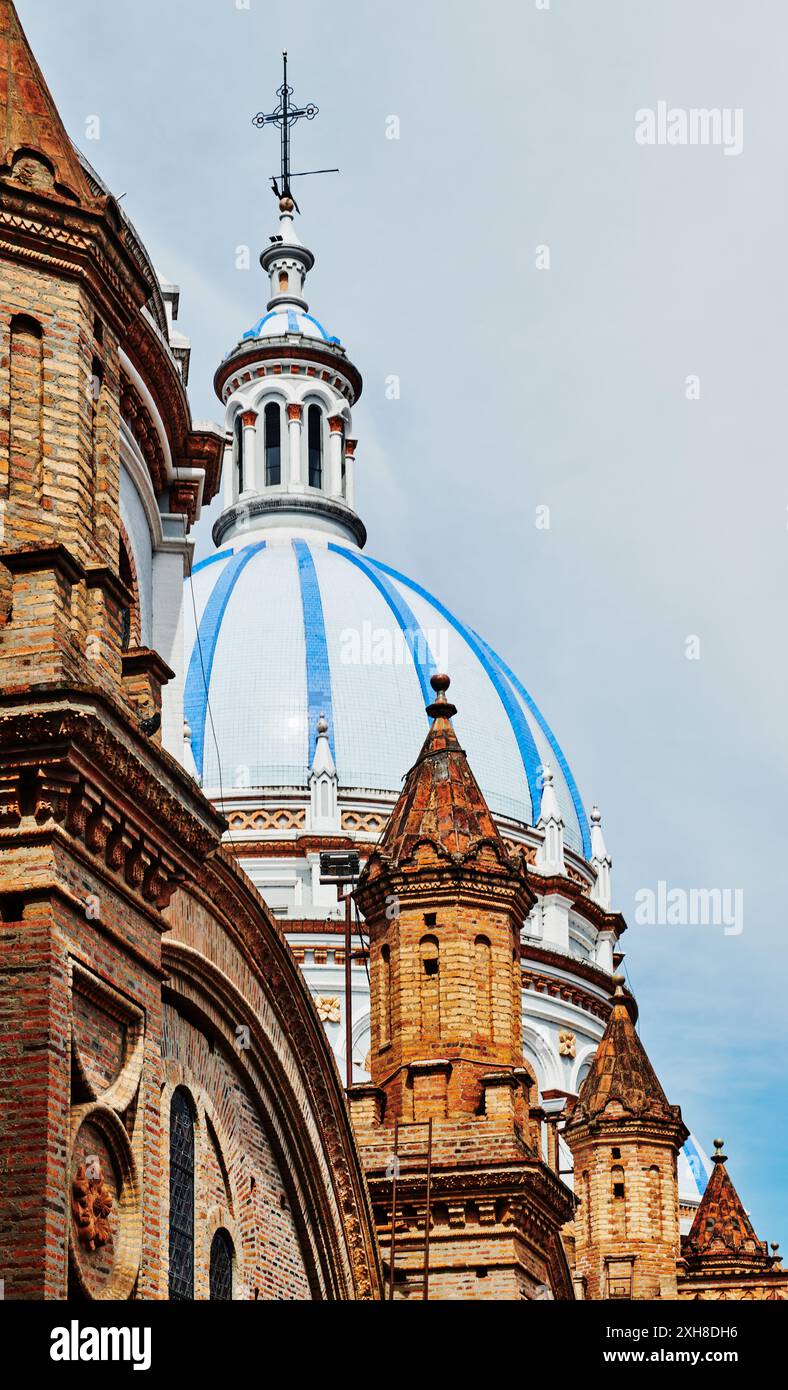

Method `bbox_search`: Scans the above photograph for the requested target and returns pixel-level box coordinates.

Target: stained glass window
[209,1228,234,1301]
[168,1088,195,1300]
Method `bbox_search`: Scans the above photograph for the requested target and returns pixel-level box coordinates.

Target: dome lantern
[212,56,364,551]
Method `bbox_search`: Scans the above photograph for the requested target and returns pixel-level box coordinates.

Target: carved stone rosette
[68,1103,142,1301]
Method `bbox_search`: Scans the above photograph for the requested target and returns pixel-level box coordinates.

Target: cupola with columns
[212,192,364,550]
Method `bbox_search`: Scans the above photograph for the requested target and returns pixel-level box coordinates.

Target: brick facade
[0,0,379,1303]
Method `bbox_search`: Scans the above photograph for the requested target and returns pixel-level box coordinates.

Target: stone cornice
[212,492,367,550]
[0,690,225,909]
[364,1158,576,1228]
[0,178,152,334]
[534,871,627,938]
[215,339,363,406]
[520,942,618,1005]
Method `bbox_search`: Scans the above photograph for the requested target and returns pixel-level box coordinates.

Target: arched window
[209,1228,234,1301]
[264,402,281,486]
[278,270,289,293]
[419,935,440,1039]
[307,404,322,488]
[234,413,244,494]
[168,1088,195,1300]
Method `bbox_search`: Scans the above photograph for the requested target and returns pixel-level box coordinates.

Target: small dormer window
[307,404,322,488]
[264,402,281,485]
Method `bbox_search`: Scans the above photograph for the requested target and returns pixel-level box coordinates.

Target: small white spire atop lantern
[590,803,612,909]
[537,764,566,875]
[308,713,339,831]
[260,195,315,312]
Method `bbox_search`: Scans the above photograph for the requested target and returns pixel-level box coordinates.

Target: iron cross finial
[252,52,322,207]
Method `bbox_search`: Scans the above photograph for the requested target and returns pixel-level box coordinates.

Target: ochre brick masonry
[0,0,379,1303]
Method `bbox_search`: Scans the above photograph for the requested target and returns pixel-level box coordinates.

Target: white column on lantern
[327,414,344,496]
[240,410,257,493]
[287,403,304,487]
[344,438,357,507]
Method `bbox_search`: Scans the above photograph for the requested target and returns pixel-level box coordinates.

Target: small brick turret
[357,672,535,1125]
[564,974,688,1299]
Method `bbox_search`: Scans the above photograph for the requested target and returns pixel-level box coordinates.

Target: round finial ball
[714,1138,725,1151]
[279,195,295,213]
[430,672,451,696]
[612,972,626,988]
[317,713,328,735]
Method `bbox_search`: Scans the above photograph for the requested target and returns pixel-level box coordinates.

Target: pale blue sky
[19,0,788,1239]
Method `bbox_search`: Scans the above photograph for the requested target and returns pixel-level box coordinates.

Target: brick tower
[350,673,575,1299]
[0,1,223,1299]
[563,974,688,1299]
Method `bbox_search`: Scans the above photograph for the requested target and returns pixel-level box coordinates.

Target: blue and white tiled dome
[184,534,592,856]
[241,308,340,345]
[679,1134,713,1205]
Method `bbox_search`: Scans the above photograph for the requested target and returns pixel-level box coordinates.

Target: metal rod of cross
[252,51,338,207]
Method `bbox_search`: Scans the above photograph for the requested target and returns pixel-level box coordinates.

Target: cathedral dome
[184,533,591,857]
[241,307,340,345]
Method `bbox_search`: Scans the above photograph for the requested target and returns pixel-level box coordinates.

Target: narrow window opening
[307,404,322,488]
[264,401,281,485]
[234,413,244,493]
[419,935,440,1037]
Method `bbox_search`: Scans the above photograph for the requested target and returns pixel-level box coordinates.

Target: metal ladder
[387,1118,433,1301]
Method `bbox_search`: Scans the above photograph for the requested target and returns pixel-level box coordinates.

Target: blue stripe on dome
[328,544,437,708]
[191,548,232,576]
[682,1137,710,1196]
[184,542,266,777]
[363,555,541,827]
[242,310,278,341]
[292,539,336,766]
[302,312,341,345]
[287,309,299,333]
[472,633,591,858]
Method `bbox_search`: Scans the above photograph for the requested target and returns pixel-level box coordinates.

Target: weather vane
[252,52,338,210]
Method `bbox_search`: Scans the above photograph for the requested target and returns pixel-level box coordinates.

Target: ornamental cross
[252,52,337,208]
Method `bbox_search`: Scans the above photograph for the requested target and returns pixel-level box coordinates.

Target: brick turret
[350,674,575,1299]
[563,974,688,1299]
[357,671,535,1124]
[677,1139,788,1300]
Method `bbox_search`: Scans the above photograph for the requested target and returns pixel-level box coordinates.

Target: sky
[18,0,788,1240]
